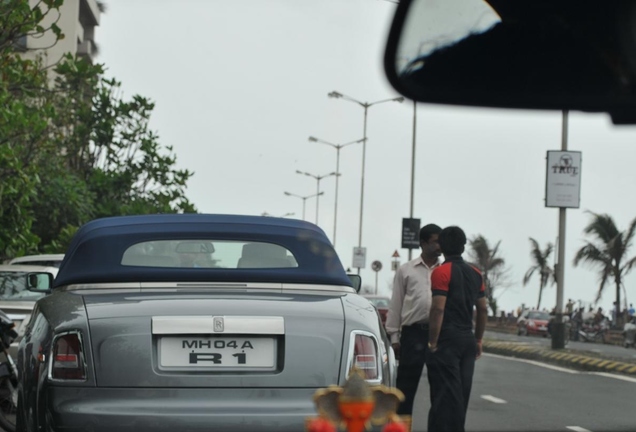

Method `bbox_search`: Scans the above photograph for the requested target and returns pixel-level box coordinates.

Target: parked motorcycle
[623,318,636,349]
[0,309,19,431]
[578,318,609,344]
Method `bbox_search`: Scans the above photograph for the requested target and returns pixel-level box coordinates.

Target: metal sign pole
[552,110,568,349]
[408,101,417,260]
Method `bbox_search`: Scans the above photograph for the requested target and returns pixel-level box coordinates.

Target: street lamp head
[295,170,303,174]
[308,136,318,142]
[318,191,325,196]
[328,91,343,98]
[394,97,405,103]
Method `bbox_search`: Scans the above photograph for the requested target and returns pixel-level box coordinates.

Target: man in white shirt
[386,223,442,415]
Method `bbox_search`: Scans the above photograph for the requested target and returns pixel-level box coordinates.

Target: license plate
[159,336,276,369]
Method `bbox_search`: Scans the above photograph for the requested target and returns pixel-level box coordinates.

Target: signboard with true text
[352,247,366,269]
[401,218,421,249]
[545,151,582,208]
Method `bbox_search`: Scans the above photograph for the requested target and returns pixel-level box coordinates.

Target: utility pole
[552,110,568,349]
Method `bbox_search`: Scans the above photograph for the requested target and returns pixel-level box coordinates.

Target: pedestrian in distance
[566,298,575,318]
[426,226,488,432]
[385,223,442,416]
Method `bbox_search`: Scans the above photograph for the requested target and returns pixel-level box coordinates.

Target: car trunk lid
[83,289,345,388]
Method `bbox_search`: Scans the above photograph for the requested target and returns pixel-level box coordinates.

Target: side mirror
[27,272,54,294]
[348,275,362,293]
[384,0,636,124]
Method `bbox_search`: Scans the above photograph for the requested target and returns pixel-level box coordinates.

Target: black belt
[404,322,429,330]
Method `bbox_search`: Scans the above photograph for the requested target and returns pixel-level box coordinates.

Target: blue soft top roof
[54,214,351,288]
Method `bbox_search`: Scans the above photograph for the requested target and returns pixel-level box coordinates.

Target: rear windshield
[121,240,299,269]
[0,271,47,301]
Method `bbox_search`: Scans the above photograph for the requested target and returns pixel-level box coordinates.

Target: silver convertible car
[16,214,395,432]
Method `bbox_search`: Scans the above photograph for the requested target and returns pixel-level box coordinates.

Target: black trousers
[426,336,477,432]
[396,323,429,415]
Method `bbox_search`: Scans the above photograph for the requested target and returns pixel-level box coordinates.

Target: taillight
[51,332,86,380]
[349,332,380,381]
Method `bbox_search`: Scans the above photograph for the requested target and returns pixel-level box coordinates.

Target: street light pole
[308,136,364,247]
[284,191,324,221]
[295,170,337,225]
[409,100,417,260]
[328,91,404,273]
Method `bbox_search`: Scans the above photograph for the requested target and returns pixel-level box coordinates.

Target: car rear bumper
[45,386,319,431]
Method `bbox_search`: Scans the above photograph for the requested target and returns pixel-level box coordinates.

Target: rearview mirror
[27,272,54,293]
[348,275,362,293]
[384,0,636,124]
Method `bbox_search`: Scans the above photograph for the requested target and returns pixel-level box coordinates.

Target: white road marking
[566,426,592,432]
[483,353,580,374]
[587,372,636,384]
[480,395,507,404]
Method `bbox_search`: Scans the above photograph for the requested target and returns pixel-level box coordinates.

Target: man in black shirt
[426,226,489,432]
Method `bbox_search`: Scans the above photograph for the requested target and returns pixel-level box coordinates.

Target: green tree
[28,56,197,252]
[467,235,510,316]
[0,0,64,260]
[1,1,196,259]
[573,212,636,319]
[522,238,555,310]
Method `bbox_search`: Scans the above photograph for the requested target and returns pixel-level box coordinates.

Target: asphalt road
[485,330,636,362]
[410,353,636,432]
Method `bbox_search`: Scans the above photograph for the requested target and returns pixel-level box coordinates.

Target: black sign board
[401,218,421,249]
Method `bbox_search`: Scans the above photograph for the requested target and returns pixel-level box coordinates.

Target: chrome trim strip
[63,282,141,291]
[152,316,285,335]
[345,330,383,385]
[61,282,355,293]
[282,284,356,293]
[48,330,88,383]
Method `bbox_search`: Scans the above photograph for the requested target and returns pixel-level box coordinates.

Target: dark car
[16,214,396,432]
[363,294,391,327]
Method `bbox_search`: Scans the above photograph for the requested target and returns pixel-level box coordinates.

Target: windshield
[0,271,46,301]
[527,312,550,321]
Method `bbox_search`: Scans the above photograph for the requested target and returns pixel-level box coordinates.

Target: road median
[483,339,636,376]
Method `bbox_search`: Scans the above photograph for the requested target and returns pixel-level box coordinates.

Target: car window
[121,240,299,269]
[0,271,46,301]
[368,298,390,308]
[11,260,61,268]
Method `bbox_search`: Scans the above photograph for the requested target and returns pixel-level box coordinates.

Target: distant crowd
[496,299,636,330]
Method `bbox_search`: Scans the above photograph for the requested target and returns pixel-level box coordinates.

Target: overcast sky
[97,0,636,315]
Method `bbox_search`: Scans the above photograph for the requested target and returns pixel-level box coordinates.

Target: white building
[22,0,101,66]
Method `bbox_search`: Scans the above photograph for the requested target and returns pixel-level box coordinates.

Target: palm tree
[573,212,636,321]
[467,235,509,316]
[522,238,555,309]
